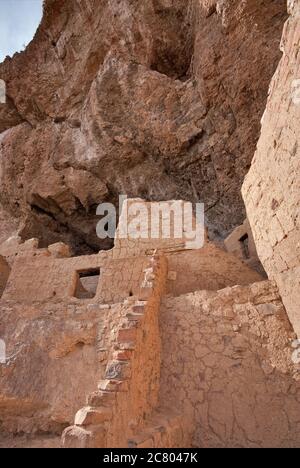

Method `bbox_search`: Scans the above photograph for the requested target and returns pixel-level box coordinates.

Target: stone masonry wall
[242,1,300,336]
[159,281,300,448]
[2,246,149,305]
[166,243,262,297]
[62,254,172,448]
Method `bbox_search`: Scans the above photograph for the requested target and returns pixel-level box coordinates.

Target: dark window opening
[0,256,10,299]
[74,268,100,299]
[239,234,250,260]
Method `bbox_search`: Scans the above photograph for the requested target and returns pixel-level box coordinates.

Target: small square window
[74,268,100,299]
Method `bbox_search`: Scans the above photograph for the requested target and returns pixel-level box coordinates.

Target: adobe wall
[166,243,262,296]
[1,197,263,305]
[0,299,124,434]
[0,236,42,266]
[1,197,298,447]
[0,238,171,439]
[159,281,300,448]
[62,254,184,448]
[2,247,150,305]
[242,1,300,336]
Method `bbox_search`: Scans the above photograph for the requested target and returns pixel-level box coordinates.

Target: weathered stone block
[117,328,137,343]
[256,303,281,316]
[98,379,129,393]
[87,391,116,407]
[62,424,106,448]
[75,406,112,426]
[48,242,71,258]
[105,361,131,380]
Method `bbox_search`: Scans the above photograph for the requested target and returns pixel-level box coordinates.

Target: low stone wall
[2,246,150,305]
[166,243,262,297]
[159,281,300,448]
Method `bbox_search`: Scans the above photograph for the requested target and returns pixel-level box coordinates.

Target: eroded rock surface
[0,0,287,252]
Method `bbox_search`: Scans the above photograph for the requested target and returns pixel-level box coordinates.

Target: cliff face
[243,0,300,336]
[0,0,287,253]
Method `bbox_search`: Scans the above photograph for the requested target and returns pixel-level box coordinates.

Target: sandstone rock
[48,242,71,258]
[105,361,131,380]
[256,303,281,317]
[0,235,22,261]
[74,407,112,426]
[291,340,300,349]
[21,238,39,251]
[0,0,287,252]
[87,391,116,408]
[98,379,129,393]
[62,424,106,449]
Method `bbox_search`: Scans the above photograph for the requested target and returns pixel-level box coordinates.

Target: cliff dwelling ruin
[0,0,299,449]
